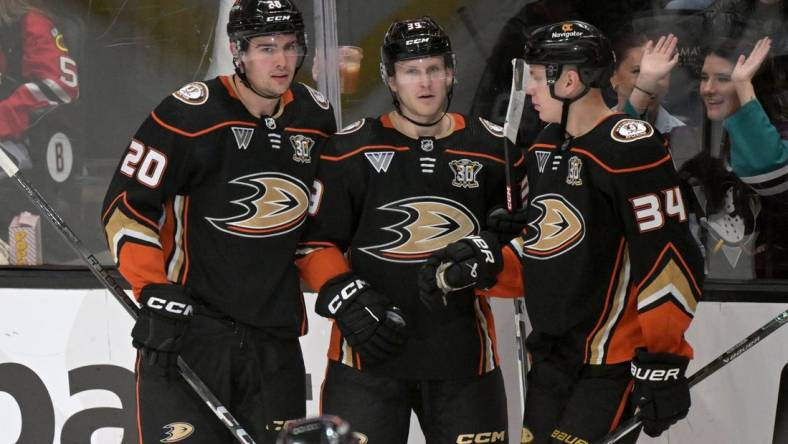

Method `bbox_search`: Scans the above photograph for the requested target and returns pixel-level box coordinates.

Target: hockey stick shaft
[502,58,530,414]
[503,58,527,212]
[597,308,788,444]
[0,146,256,444]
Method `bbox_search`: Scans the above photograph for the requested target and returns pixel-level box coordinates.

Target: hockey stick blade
[0,146,256,444]
[596,308,788,444]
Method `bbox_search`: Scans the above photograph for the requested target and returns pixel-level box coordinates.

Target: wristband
[633,84,656,99]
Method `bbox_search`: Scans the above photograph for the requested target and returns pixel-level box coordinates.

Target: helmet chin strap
[549,82,590,150]
[235,61,284,101]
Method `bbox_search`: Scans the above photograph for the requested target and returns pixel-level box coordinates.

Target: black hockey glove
[131,284,193,376]
[630,348,691,437]
[486,205,528,243]
[316,273,407,366]
[418,231,502,311]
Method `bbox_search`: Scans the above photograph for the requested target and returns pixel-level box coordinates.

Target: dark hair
[701,37,755,66]
[612,33,648,69]
[702,37,784,122]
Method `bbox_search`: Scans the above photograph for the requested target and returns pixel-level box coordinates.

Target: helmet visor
[240,34,306,62]
[390,56,452,84]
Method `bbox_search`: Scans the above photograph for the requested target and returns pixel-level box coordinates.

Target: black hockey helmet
[227,0,307,64]
[524,20,614,88]
[379,17,456,127]
[380,16,454,78]
[276,415,360,444]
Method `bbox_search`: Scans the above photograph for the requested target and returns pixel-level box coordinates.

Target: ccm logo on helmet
[631,363,681,382]
[267,14,291,22]
[147,297,194,316]
[406,37,430,45]
[328,279,370,314]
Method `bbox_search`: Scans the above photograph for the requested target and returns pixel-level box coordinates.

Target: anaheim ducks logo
[160,422,194,442]
[522,193,585,259]
[360,196,479,263]
[206,172,309,238]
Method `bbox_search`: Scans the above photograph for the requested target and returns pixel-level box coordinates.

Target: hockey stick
[0,144,256,444]
[596,308,788,444]
[502,58,530,416]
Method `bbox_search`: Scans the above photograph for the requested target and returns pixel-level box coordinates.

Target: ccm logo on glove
[631,364,681,382]
[328,278,369,314]
[146,296,194,316]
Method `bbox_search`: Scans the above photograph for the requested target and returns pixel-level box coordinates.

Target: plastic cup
[339,46,363,94]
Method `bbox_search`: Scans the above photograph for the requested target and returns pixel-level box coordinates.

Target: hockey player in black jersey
[296,17,525,444]
[420,21,704,444]
[100,1,336,442]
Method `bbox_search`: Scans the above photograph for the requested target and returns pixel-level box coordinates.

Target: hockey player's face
[700,54,741,121]
[526,65,563,123]
[389,56,453,122]
[241,33,302,95]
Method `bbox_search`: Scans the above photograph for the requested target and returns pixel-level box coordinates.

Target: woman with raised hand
[725,36,788,196]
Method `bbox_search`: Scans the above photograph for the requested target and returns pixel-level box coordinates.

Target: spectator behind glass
[679,37,787,278]
[0,0,79,264]
[724,37,788,194]
[0,0,78,168]
[615,33,703,169]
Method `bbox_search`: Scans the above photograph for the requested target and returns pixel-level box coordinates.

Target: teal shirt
[725,99,788,177]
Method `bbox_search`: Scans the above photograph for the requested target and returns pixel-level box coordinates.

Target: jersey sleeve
[296,133,364,290]
[100,103,191,298]
[602,136,704,358]
[0,12,78,140]
[726,99,788,196]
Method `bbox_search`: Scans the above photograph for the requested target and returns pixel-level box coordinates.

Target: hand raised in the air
[731,37,771,84]
[637,34,680,87]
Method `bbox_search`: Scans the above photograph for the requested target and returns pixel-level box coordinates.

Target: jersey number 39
[629,186,687,233]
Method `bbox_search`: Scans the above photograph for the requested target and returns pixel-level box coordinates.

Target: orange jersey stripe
[160,200,176,266]
[584,237,627,362]
[296,246,351,292]
[285,127,330,138]
[118,243,169,298]
[609,379,635,432]
[151,111,256,138]
[569,147,671,174]
[179,196,191,285]
[528,143,557,152]
[445,148,506,164]
[478,246,524,298]
[320,145,410,162]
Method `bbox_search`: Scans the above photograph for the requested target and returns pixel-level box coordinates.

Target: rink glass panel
[0,0,786,283]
